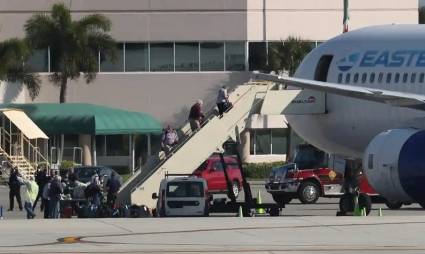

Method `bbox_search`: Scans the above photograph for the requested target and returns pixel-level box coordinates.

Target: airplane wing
[254,73,425,111]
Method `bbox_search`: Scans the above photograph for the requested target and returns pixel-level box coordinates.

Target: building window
[175,42,199,71]
[225,42,245,71]
[248,42,267,71]
[125,43,148,72]
[100,43,124,72]
[250,129,287,155]
[26,48,49,72]
[338,73,343,83]
[200,42,224,71]
[420,73,425,83]
[150,43,174,72]
[106,135,129,156]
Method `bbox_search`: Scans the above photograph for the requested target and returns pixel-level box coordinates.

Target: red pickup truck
[193,155,243,198]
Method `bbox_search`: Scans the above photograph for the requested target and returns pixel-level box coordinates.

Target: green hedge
[243,161,286,179]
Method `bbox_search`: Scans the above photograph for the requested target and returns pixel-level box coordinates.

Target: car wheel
[298,181,320,204]
[385,200,403,210]
[272,194,292,205]
[228,181,240,199]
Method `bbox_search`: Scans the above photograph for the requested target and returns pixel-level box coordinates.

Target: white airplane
[256,24,425,210]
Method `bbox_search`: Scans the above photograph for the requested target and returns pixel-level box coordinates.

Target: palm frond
[76,14,112,33]
[5,65,41,100]
[51,3,72,31]
[24,13,56,48]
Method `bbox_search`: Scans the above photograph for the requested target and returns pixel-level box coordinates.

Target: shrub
[243,161,286,179]
[59,160,74,175]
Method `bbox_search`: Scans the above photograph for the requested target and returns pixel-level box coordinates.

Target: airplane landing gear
[336,160,372,216]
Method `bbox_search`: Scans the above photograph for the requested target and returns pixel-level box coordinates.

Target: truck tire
[385,200,403,210]
[272,194,292,205]
[228,180,240,199]
[298,181,320,204]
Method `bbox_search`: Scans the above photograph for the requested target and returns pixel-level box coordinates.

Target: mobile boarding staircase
[0,109,49,183]
[117,80,304,208]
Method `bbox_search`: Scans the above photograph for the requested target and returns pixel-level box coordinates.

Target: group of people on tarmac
[7,165,121,219]
[161,86,232,154]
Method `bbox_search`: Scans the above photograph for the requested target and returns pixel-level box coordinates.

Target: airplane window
[370,73,375,83]
[378,73,383,83]
[411,73,416,83]
[403,73,408,83]
[345,73,351,84]
[368,154,374,170]
[386,73,392,83]
[420,73,425,83]
[338,73,343,83]
[395,73,400,83]
[362,73,367,83]
[353,73,359,83]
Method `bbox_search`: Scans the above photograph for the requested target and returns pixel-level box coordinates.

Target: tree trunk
[59,76,67,164]
[59,77,67,103]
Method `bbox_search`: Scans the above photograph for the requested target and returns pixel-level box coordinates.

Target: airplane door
[314,55,333,82]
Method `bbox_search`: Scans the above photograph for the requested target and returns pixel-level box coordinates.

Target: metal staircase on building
[0,109,49,181]
[118,81,305,208]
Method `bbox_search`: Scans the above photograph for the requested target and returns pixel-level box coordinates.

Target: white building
[0,0,418,167]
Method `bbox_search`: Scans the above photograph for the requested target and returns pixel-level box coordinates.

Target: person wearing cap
[188,99,205,131]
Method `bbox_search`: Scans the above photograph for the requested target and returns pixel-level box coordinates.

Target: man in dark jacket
[188,99,205,131]
[8,168,23,211]
[48,175,63,219]
[33,167,48,211]
[106,172,121,208]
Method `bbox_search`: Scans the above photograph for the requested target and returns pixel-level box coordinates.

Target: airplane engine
[363,129,425,207]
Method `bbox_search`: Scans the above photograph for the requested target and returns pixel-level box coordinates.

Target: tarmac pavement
[1,216,425,253]
[1,183,425,253]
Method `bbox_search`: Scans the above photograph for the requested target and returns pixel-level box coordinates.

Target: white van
[152,176,209,217]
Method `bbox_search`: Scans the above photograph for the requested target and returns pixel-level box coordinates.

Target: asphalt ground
[1,216,425,253]
[1,182,425,254]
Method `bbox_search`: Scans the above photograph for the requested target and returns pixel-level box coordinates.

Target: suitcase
[119,205,130,218]
[77,205,89,218]
[61,206,73,218]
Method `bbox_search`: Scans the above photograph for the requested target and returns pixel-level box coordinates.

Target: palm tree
[268,36,314,76]
[24,3,116,103]
[0,38,40,99]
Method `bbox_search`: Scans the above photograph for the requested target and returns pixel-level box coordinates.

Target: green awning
[0,103,162,135]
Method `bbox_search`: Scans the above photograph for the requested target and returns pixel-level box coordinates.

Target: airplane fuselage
[288,25,425,159]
